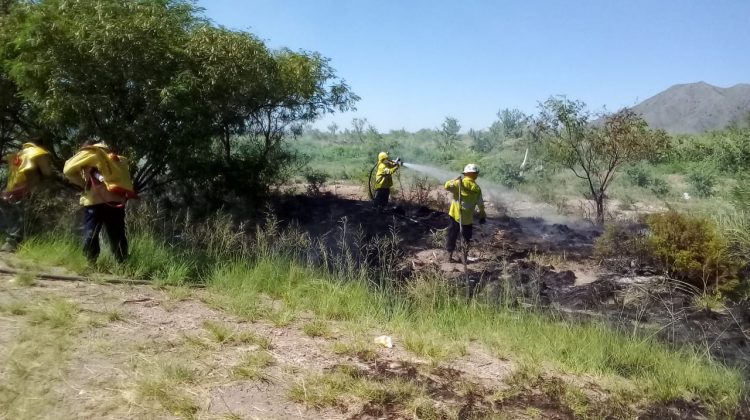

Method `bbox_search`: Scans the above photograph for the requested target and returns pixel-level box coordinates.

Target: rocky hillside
[632,82,750,133]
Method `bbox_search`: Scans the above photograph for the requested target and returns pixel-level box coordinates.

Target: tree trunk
[595,195,605,225]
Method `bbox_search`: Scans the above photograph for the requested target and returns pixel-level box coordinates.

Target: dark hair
[81,138,98,147]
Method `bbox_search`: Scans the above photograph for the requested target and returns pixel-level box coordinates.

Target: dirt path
[1,273,552,419]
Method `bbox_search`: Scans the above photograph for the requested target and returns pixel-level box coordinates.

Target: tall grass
[16,204,746,414]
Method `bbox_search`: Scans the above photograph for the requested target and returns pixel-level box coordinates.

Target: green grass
[135,360,199,418]
[13,271,37,286]
[231,351,275,381]
[16,227,747,416]
[201,321,272,349]
[302,320,333,338]
[288,364,422,409]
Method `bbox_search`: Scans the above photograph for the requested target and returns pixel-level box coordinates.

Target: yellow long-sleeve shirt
[374,159,399,189]
[444,177,486,225]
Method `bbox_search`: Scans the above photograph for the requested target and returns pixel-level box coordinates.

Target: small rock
[374,335,393,348]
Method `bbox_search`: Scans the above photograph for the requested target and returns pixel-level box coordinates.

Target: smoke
[403,162,575,224]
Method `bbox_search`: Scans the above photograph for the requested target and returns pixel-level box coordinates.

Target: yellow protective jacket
[374,157,399,189]
[4,143,53,199]
[63,143,135,206]
[444,177,486,225]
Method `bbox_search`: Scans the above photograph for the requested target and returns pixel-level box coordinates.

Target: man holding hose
[372,151,401,210]
[444,163,486,262]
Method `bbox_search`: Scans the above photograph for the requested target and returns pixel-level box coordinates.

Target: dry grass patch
[0,296,83,418]
[135,360,199,418]
[201,321,271,348]
[302,319,334,338]
[231,351,275,381]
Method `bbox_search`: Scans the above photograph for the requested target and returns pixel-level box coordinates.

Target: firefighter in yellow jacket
[1,139,54,251]
[63,140,136,263]
[444,164,486,262]
[373,152,401,209]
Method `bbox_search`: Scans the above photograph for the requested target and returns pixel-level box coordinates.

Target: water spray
[404,162,576,224]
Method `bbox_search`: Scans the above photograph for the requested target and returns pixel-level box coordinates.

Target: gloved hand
[479,217,486,225]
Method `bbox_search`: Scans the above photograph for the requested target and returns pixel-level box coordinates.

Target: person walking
[372,151,401,210]
[1,138,54,252]
[444,163,486,262]
[63,140,136,263]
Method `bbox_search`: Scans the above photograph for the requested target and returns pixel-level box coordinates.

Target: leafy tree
[538,97,670,223]
[0,0,357,205]
[469,129,493,153]
[438,116,460,153]
[490,108,527,140]
[351,118,367,143]
[327,122,338,135]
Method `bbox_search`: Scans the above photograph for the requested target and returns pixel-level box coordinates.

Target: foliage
[437,116,460,153]
[729,182,750,212]
[485,162,525,189]
[649,177,670,197]
[468,128,493,153]
[304,169,329,197]
[490,108,527,139]
[645,211,741,290]
[593,223,651,270]
[687,168,716,198]
[625,164,652,188]
[0,0,357,205]
[537,97,671,223]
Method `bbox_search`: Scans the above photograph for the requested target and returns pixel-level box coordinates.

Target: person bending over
[63,140,136,263]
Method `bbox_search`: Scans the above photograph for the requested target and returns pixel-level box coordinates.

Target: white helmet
[462,163,479,174]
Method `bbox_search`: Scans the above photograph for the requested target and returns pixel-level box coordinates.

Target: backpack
[84,146,138,200]
[3,144,51,201]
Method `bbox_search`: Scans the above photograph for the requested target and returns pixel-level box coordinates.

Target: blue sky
[197,0,749,132]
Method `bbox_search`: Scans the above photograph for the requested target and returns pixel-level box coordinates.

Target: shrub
[649,177,670,197]
[626,165,651,188]
[304,170,329,197]
[493,163,525,189]
[645,211,741,290]
[593,223,651,270]
[687,169,716,198]
[729,182,750,212]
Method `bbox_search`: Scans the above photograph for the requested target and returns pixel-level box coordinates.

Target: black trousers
[445,219,472,253]
[83,203,128,263]
[373,188,390,208]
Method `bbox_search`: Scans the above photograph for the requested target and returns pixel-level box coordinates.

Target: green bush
[729,182,750,212]
[649,177,670,197]
[304,169,329,197]
[687,169,716,198]
[645,211,741,290]
[626,165,651,188]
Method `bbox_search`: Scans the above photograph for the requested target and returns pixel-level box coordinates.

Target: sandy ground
[0,272,525,419]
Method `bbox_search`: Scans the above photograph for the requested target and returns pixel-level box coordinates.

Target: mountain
[630,82,750,134]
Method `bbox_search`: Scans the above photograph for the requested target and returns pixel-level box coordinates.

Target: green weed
[135,361,199,417]
[13,272,37,286]
[231,351,275,381]
[302,320,333,338]
[28,298,79,329]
